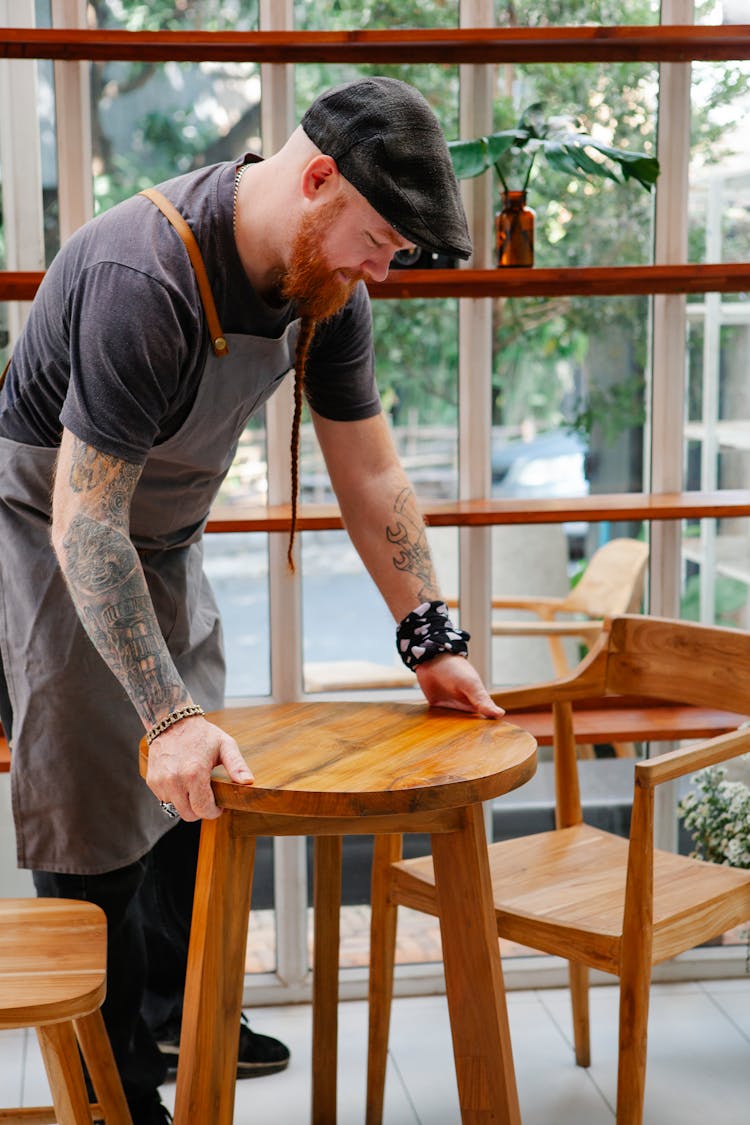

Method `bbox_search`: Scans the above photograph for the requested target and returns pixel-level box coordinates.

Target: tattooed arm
[51,428,253,819]
[312,411,501,717]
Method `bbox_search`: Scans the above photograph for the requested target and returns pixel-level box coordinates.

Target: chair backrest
[495,614,750,829]
[560,538,649,618]
[604,614,750,715]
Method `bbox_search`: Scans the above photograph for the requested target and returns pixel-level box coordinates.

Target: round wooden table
[141,701,537,1125]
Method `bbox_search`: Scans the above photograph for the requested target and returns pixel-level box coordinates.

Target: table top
[151,701,537,818]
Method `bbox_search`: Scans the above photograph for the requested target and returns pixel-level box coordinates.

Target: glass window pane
[88,2,260,213]
[494,0,659,26]
[484,63,658,268]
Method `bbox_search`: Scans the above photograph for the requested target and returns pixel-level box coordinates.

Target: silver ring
[160,801,181,820]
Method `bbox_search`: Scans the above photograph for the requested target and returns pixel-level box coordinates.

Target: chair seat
[0,898,107,1028]
[390,823,750,974]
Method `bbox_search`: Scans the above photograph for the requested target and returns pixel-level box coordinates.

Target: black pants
[33,817,201,1106]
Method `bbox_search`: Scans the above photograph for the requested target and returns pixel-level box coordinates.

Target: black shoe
[156,1012,290,1080]
[114,1092,172,1125]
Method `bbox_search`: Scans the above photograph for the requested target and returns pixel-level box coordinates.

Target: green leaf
[449,104,660,193]
[544,141,621,184]
[447,137,491,179]
[448,132,520,179]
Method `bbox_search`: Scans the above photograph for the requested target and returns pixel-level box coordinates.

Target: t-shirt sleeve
[303,282,382,421]
[59,260,201,464]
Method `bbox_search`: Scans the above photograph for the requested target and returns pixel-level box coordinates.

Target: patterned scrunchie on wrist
[396,600,470,671]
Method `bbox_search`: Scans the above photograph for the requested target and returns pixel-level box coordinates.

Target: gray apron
[0,197,301,874]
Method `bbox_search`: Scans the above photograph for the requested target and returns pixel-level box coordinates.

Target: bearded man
[0,77,500,1125]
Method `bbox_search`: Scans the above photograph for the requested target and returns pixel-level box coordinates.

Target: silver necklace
[233,163,249,233]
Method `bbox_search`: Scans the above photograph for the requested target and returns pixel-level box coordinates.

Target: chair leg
[616,966,651,1125]
[568,962,590,1067]
[312,835,343,1125]
[36,1020,93,1125]
[366,833,403,1125]
[75,1008,133,1124]
[431,803,521,1125]
[172,813,256,1125]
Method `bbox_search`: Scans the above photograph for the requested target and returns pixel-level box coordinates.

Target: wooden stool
[140,701,537,1125]
[0,897,132,1125]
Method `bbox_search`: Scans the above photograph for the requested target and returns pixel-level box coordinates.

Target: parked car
[491,429,589,556]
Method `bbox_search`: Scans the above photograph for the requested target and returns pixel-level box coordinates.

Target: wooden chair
[489,536,649,677]
[0,897,132,1125]
[367,615,750,1125]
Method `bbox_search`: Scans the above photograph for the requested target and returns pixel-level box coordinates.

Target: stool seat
[141,702,537,1125]
[0,897,132,1124]
[0,898,105,1027]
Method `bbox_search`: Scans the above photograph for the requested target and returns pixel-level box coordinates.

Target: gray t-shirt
[0,156,380,463]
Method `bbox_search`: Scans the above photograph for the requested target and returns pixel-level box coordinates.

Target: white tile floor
[2,976,749,1124]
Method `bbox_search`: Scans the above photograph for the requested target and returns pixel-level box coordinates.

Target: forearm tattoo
[385,487,440,603]
[59,441,189,725]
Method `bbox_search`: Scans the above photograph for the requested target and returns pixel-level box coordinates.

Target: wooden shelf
[206,490,750,534]
[4,264,750,303]
[370,264,750,299]
[0,25,749,65]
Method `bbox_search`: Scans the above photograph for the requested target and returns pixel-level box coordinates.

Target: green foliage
[678,762,750,870]
[449,102,660,196]
[680,573,750,628]
[372,299,459,424]
[565,374,646,445]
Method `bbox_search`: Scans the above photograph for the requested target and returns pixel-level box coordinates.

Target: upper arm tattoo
[385,487,440,602]
[67,439,142,531]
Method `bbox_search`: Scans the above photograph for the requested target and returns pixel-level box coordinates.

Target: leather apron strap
[139,186,229,358]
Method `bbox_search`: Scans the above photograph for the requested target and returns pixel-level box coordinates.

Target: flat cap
[301,76,472,261]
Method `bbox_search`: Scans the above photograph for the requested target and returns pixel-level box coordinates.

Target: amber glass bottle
[495,190,535,267]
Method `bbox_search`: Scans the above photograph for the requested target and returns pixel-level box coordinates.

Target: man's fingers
[475,694,504,719]
[185,781,221,821]
[220,740,255,784]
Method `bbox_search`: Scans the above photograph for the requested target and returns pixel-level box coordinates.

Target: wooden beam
[0,25,748,64]
[4,263,750,303]
[205,490,750,534]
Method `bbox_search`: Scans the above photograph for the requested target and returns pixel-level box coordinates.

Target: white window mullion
[650,0,694,621]
[458,0,495,695]
[0,0,45,344]
[51,0,93,241]
[257,0,309,1000]
[650,0,695,855]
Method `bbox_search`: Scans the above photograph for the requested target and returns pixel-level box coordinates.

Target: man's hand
[415,654,504,719]
[146,716,254,821]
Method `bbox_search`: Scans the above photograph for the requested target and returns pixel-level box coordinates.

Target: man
[0,77,501,1124]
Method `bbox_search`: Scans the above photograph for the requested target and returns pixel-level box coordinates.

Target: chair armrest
[492,628,612,710]
[492,619,603,639]
[635,726,750,788]
[491,595,566,614]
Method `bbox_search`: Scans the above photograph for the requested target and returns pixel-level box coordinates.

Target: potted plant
[677,759,750,871]
[448,102,660,267]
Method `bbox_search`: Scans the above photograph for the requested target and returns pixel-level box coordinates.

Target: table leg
[312,835,343,1125]
[173,813,256,1125]
[430,803,521,1125]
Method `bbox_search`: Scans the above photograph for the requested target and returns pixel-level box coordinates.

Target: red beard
[281,196,363,321]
